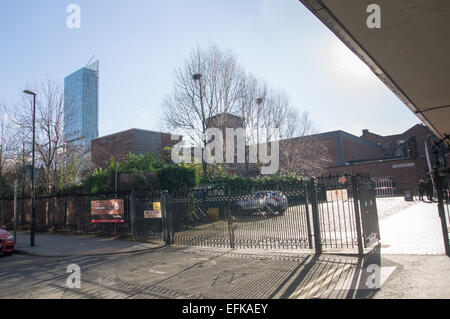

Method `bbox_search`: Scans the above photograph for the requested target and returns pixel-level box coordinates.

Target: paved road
[2,197,448,299]
[1,246,449,299]
[14,232,161,257]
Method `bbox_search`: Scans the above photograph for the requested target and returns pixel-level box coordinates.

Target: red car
[0,226,15,254]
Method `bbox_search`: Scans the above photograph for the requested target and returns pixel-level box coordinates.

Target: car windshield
[272,192,283,196]
[253,192,267,198]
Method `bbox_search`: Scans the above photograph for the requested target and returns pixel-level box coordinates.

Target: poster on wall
[91,199,125,223]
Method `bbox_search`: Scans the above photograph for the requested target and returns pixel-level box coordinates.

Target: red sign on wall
[91,199,125,223]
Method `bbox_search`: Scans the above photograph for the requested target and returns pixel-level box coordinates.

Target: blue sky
[0,0,421,137]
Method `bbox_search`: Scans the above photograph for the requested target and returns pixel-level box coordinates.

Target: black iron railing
[0,175,381,255]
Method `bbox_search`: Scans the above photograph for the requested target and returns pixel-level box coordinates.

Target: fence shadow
[275,246,382,299]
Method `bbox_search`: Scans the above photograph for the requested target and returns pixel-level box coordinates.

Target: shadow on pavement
[274,246,382,299]
[1,245,384,299]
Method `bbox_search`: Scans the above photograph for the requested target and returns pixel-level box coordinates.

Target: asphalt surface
[1,246,449,299]
[1,197,448,299]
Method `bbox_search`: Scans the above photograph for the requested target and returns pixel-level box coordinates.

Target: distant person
[418,180,425,201]
[425,178,434,201]
[442,175,449,201]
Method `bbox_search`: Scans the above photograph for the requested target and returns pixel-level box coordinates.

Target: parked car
[0,226,15,255]
[234,191,288,215]
[263,191,289,214]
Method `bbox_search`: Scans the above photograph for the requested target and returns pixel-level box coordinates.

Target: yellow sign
[153,202,161,211]
[206,208,219,221]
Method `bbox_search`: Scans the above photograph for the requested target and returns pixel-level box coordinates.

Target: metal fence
[0,174,381,255]
[374,177,394,197]
[160,175,380,254]
[133,190,164,244]
[0,191,132,236]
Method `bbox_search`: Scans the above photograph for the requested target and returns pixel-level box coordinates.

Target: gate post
[161,190,172,246]
[304,183,313,250]
[226,199,236,249]
[308,177,322,254]
[351,176,364,256]
[434,167,450,256]
[129,190,136,241]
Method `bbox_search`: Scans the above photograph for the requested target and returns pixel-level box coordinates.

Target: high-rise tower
[64,61,99,147]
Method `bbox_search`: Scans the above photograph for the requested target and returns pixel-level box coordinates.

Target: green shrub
[120,153,165,173]
[157,166,198,193]
[83,168,113,193]
[201,173,306,190]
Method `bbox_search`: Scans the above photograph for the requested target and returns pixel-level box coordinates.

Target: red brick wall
[92,130,183,168]
[279,132,383,169]
[91,130,135,168]
[361,124,433,158]
[341,135,383,163]
[160,133,181,149]
[326,157,428,193]
[320,136,340,167]
[160,133,183,163]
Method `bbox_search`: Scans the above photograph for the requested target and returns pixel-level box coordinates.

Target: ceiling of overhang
[298,0,450,145]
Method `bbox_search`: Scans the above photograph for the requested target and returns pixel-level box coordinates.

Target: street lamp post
[193,73,208,180]
[255,98,264,168]
[23,89,37,247]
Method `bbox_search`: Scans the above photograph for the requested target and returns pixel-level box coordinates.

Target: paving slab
[14,232,163,257]
[379,201,446,255]
[2,246,449,299]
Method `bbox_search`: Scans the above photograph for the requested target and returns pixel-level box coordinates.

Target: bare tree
[162,44,246,176]
[237,76,266,147]
[0,106,20,179]
[9,78,84,193]
[163,44,328,177]
[163,45,246,145]
[279,112,330,176]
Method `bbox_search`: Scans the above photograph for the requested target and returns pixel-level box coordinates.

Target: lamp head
[23,89,37,96]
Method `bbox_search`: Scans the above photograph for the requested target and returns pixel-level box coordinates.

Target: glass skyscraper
[64,61,99,147]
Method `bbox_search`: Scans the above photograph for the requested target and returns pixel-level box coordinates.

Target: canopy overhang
[298,0,450,145]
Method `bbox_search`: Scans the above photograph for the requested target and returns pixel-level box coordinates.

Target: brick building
[324,124,436,194]
[206,113,249,175]
[360,124,431,159]
[91,120,437,195]
[91,129,181,168]
[281,130,383,169]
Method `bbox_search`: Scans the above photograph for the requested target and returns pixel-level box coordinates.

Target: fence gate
[132,191,164,244]
[162,175,380,254]
[374,177,394,197]
[312,175,379,253]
